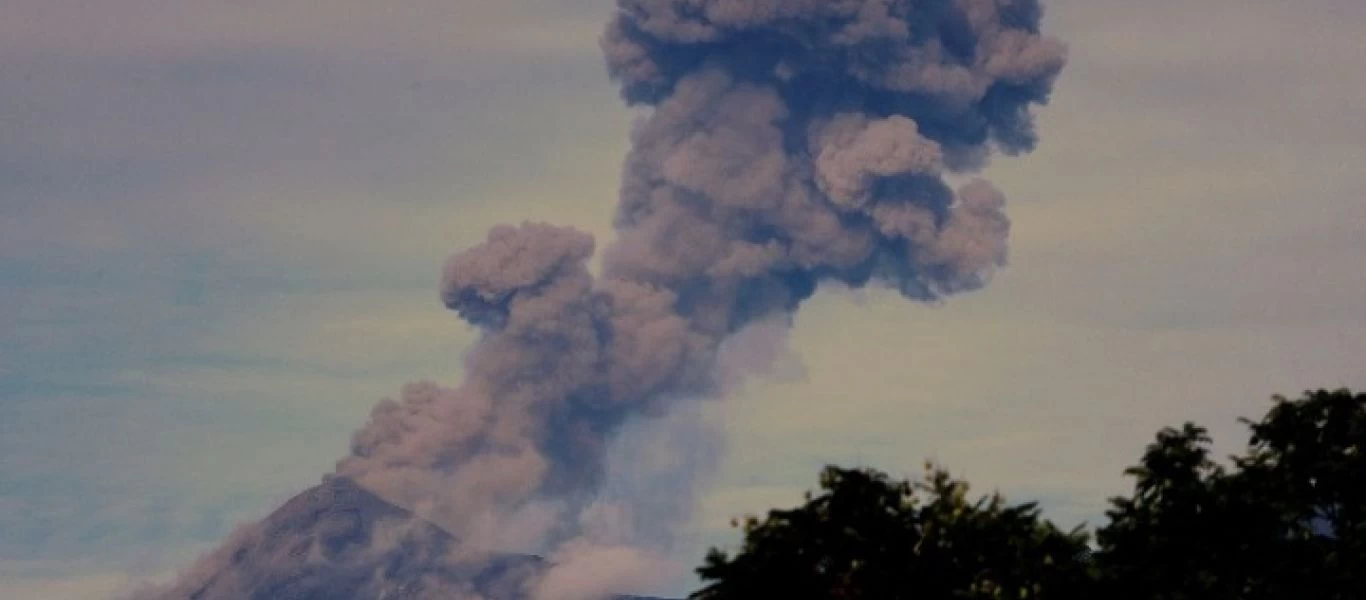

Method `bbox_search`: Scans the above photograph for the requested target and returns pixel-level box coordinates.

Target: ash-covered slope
[142,476,541,600]
[137,476,675,600]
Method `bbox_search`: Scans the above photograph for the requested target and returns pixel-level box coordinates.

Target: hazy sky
[3,1,1365,598]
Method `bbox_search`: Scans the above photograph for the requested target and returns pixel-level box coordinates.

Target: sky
[2,0,1365,598]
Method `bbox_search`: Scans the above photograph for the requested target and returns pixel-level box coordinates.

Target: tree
[693,389,1366,600]
[691,465,1093,600]
[1095,388,1366,600]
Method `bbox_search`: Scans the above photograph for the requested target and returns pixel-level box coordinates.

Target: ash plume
[145,1,1065,598]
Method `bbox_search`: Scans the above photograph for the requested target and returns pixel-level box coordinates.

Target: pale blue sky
[3,1,1365,598]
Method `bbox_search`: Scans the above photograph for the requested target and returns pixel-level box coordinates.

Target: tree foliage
[1096,388,1366,599]
[693,465,1093,600]
[693,389,1366,600]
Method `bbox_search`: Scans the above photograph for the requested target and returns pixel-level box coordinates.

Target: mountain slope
[138,476,675,600]
[145,476,539,600]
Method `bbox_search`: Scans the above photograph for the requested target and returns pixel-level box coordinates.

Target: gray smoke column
[343,0,1064,595]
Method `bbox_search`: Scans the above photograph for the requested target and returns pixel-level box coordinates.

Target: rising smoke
[153,1,1065,598]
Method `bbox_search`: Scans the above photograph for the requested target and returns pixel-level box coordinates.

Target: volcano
[135,1,1066,597]
[143,476,537,599]
[142,476,668,600]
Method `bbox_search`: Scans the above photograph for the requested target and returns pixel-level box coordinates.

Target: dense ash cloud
[150,1,1064,597]
[344,0,1062,588]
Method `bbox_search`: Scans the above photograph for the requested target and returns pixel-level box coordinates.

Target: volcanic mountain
[136,476,535,599]
[138,476,667,600]
[132,0,1066,597]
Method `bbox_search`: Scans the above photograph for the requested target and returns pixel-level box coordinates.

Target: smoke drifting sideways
[150,1,1065,598]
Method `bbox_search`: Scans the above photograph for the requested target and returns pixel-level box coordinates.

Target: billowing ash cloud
[149,1,1064,598]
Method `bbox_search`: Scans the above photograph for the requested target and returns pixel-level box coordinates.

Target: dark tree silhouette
[693,389,1366,600]
[1096,388,1366,600]
[691,465,1093,600]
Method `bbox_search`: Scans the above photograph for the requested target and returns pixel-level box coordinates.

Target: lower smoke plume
[142,1,1065,598]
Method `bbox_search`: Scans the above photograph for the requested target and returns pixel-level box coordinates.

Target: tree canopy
[692,389,1366,600]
